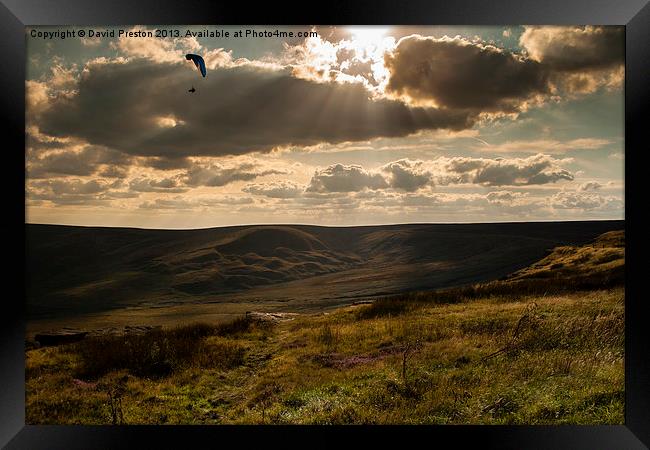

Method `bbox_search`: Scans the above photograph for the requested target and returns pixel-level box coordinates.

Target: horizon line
[24,217,625,232]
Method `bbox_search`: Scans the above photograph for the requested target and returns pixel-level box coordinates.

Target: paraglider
[185,53,206,77]
[185,53,206,93]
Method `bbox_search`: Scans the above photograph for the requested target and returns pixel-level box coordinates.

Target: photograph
[22,23,629,427]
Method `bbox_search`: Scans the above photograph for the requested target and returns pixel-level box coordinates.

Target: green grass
[26,287,624,425]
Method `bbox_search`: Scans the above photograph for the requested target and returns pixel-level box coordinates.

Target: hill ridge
[27,221,624,320]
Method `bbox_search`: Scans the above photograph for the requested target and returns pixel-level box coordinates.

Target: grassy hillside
[509,230,624,283]
[27,221,623,320]
[26,231,624,425]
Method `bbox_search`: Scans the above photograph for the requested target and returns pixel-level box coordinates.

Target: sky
[25,25,624,229]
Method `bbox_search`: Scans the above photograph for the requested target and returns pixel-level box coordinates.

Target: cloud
[261,184,620,218]
[26,80,50,120]
[485,190,529,205]
[520,26,623,72]
[347,189,543,215]
[307,164,388,192]
[48,64,78,91]
[98,165,130,178]
[286,33,395,92]
[578,181,603,191]
[243,181,303,198]
[385,35,550,113]
[138,198,194,210]
[520,26,624,94]
[138,156,191,170]
[25,26,623,225]
[129,177,187,193]
[558,67,624,94]
[439,154,574,186]
[100,191,140,199]
[305,154,573,194]
[31,27,623,168]
[28,150,94,178]
[472,138,611,154]
[32,179,109,195]
[138,195,254,210]
[380,159,432,191]
[385,28,623,111]
[27,178,131,206]
[36,61,474,159]
[550,191,609,210]
[182,162,288,187]
[27,146,133,178]
[26,64,79,126]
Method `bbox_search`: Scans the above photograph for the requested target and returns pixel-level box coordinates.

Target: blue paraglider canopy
[185,54,206,77]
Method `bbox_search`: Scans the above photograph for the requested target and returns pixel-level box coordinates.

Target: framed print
[2,0,649,448]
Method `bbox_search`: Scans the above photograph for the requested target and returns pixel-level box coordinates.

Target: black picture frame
[2,1,648,448]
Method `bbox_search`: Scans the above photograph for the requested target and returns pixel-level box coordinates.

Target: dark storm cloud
[37,61,474,158]
[385,36,550,113]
